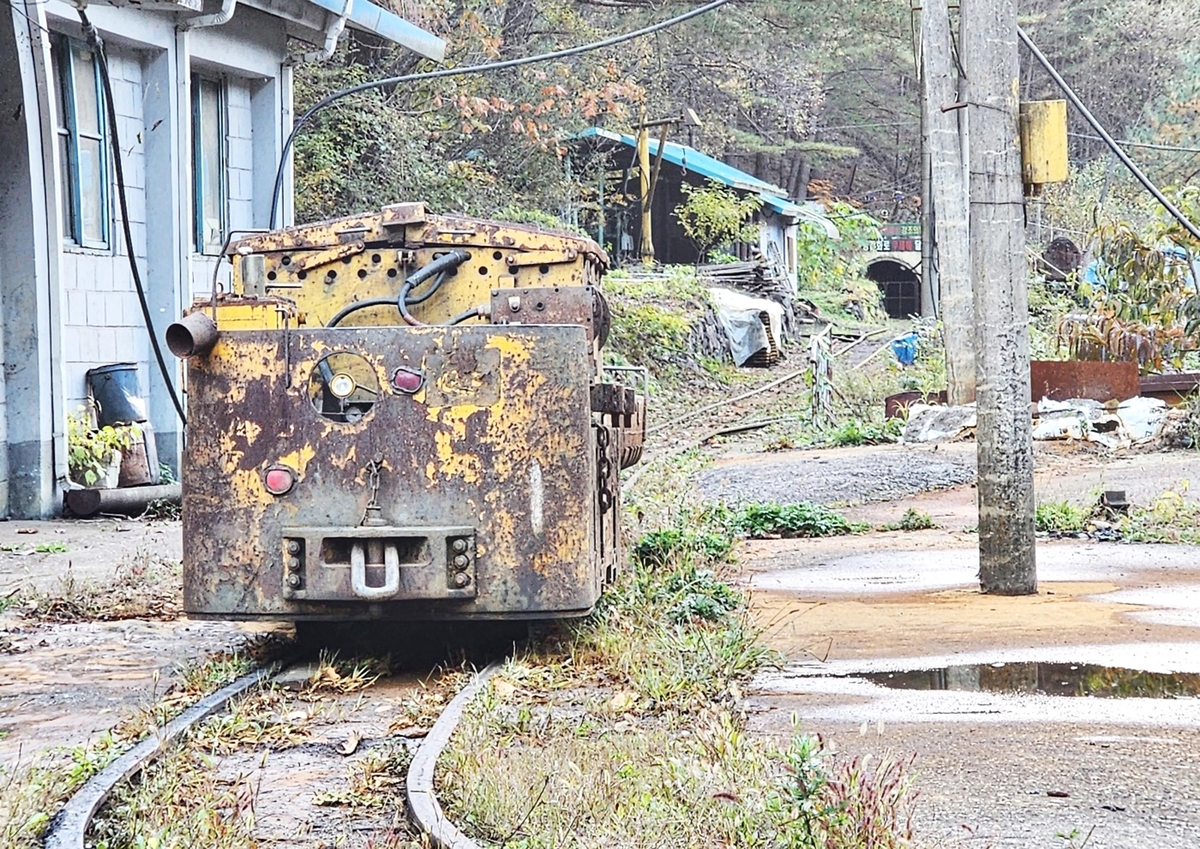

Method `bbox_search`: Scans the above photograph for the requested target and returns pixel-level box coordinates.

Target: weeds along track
[44,651,504,849]
[631,332,895,485]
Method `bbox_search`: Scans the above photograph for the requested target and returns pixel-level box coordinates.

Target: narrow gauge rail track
[44,656,502,849]
[627,330,895,489]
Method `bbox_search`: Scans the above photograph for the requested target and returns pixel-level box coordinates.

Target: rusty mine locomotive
[168,203,645,622]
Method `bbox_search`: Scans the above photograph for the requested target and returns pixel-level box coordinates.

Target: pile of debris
[902,396,1173,450]
[698,259,804,341]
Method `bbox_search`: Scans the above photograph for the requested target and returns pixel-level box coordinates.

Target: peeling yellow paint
[237,419,262,446]
[433,429,482,483]
[278,444,318,475]
[485,334,534,366]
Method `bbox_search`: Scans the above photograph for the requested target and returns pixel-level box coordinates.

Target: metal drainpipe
[300,0,354,63]
[184,0,238,29]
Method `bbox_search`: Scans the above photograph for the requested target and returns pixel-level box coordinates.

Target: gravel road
[697,443,977,506]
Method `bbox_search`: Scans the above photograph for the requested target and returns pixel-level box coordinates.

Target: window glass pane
[78,137,105,244]
[59,135,74,239]
[197,79,224,248]
[72,45,101,136]
[51,44,67,132]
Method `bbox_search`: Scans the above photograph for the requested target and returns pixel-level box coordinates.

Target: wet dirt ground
[731,442,1200,848]
[0,518,259,774]
[0,517,181,594]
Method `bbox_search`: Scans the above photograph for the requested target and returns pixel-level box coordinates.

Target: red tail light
[392,367,424,394]
[264,466,296,496]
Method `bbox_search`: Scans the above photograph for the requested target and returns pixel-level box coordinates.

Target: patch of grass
[881,508,936,531]
[771,732,917,848]
[441,683,917,848]
[33,542,68,554]
[21,551,182,622]
[89,746,259,849]
[631,527,735,571]
[580,562,775,711]
[189,686,313,754]
[117,638,286,741]
[305,651,388,695]
[736,501,868,539]
[0,735,124,849]
[1035,500,1088,533]
[607,303,693,365]
[1118,486,1200,544]
[657,566,743,624]
[825,417,903,447]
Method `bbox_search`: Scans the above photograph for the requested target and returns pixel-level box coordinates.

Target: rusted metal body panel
[183,325,603,620]
[226,209,608,329]
[1030,360,1140,402]
[175,204,640,623]
[1139,372,1200,406]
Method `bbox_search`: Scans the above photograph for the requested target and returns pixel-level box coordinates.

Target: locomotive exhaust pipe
[167,311,219,358]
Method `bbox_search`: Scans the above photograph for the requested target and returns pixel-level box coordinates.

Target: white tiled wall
[60,46,150,415]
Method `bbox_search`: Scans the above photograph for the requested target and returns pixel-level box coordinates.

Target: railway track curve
[43,655,501,849]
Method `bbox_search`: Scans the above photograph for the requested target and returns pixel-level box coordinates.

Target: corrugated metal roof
[574,127,838,237]
[574,127,785,195]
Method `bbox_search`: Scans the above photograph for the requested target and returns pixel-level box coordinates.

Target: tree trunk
[921,0,975,403]
[500,0,537,55]
[962,0,1037,595]
[797,158,811,200]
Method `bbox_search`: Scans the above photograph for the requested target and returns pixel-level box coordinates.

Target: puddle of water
[751,544,1200,596]
[862,662,1200,699]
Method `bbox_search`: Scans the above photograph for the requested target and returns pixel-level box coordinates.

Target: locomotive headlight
[328,372,356,399]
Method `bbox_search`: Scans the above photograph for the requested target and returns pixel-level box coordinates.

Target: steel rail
[45,653,504,849]
[44,661,282,849]
[406,660,503,848]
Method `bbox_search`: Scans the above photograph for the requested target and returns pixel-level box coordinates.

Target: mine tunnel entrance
[867,259,921,319]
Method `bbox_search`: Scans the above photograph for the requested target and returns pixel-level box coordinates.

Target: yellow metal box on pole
[1019,99,1069,192]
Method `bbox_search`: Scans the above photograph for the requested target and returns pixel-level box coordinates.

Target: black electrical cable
[403,270,448,306]
[397,251,471,325]
[447,307,485,325]
[79,10,188,425]
[325,268,453,327]
[325,297,397,328]
[1017,26,1200,244]
[269,0,736,228]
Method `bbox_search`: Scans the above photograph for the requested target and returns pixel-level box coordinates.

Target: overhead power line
[1068,132,1200,156]
[269,0,736,228]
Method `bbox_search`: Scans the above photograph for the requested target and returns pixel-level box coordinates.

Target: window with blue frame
[52,35,109,248]
[192,75,227,254]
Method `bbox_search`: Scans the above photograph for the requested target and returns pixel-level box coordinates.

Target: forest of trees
[292,0,1200,232]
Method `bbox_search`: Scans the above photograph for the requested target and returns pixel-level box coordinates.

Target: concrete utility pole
[920,0,975,405]
[961,0,1037,594]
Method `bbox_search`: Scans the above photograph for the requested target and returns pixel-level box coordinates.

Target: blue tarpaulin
[892,333,920,366]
